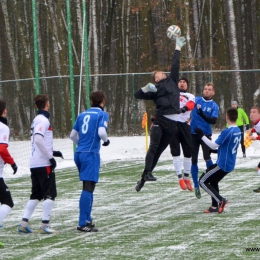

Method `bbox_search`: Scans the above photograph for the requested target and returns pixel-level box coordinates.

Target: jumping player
[0,98,18,228]
[134,36,186,192]
[196,107,240,213]
[170,77,195,191]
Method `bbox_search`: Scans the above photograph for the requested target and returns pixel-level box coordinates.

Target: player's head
[34,94,50,110]
[202,82,215,99]
[231,101,238,108]
[90,90,107,108]
[178,77,189,92]
[152,71,167,83]
[0,98,7,117]
[250,106,260,123]
[226,107,238,123]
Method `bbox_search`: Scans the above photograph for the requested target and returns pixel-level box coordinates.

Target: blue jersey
[190,96,219,135]
[73,107,109,153]
[215,126,241,172]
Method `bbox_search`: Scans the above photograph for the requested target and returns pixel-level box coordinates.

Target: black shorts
[170,122,192,157]
[0,178,14,207]
[30,166,57,201]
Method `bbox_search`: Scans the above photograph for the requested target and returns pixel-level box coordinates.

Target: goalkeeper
[134,36,186,192]
[0,98,18,228]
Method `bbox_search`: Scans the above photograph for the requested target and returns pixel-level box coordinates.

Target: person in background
[170,77,195,191]
[247,106,260,192]
[196,107,240,213]
[231,101,249,158]
[18,94,63,234]
[0,98,18,228]
[70,90,110,232]
[134,35,186,192]
[190,83,219,199]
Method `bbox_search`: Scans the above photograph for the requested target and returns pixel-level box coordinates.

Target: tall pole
[82,0,90,108]
[66,0,75,125]
[32,0,40,94]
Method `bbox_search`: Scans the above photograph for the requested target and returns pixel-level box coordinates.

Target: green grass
[1,160,260,260]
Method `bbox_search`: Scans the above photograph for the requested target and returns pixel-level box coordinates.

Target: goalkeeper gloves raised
[175,36,186,51]
[141,83,157,93]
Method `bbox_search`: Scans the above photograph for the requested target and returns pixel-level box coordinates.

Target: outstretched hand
[175,37,186,51]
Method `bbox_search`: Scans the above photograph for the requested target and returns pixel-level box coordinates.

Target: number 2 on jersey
[232,136,241,154]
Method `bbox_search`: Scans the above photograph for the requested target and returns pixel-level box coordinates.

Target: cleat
[253,187,260,193]
[77,222,98,232]
[204,207,218,213]
[218,198,229,213]
[184,179,193,191]
[195,187,201,199]
[144,172,157,181]
[179,179,187,190]
[39,226,57,234]
[243,153,246,158]
[17,224,33,234]
[136,180,145,192]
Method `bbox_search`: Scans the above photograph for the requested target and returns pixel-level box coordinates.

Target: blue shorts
[74,152,100,182]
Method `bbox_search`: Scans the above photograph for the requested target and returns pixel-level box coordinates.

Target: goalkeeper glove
[102,139,110,146]
[175,36,186,51]
[195,127,204,139]
[141,83,157,93]
[11,163,18,174]
[53,151,64,159]
[49,158,57,170]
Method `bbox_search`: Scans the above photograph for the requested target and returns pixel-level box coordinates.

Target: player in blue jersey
[70,90,110,232]
[190,82,219,199]
[195,107,240,213]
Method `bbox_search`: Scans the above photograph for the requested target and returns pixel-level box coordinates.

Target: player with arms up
[0,98,18,228]
[134,33,186,192]
[18,94,63,234]
[70,90,110,232]
[170,77,195,191]
[195,107,240,213]
[190,83,219,198]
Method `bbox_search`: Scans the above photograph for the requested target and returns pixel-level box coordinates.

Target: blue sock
[206,159,213,169]
[78,190,93,227]
[191,164,199,188]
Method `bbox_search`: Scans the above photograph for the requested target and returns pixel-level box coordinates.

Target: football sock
[191,164,199,188]
[206,159,213,169]
[184,173,189,180]
[173,156,182,177]
[42,199,54,223]
[79,190,93,227]
[21,199,39,223]
[183,157,191,178]
[0,204,11,223]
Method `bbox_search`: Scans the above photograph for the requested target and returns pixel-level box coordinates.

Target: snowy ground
[4,133,260,178]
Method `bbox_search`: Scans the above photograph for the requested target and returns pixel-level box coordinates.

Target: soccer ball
[166,25,181,40]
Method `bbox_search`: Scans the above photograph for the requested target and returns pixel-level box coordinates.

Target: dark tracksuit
[134,50,181,180]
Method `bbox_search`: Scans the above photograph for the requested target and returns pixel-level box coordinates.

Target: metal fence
[0,70,259,140]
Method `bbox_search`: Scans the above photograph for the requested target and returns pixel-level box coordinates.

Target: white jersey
[0,122,10,177]
[178,92,195,123]
[30,114,53,168]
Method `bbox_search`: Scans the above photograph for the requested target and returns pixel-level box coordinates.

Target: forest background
[0,0,260,137]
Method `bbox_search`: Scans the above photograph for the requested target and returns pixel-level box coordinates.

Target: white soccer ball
[166,25,181,40]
